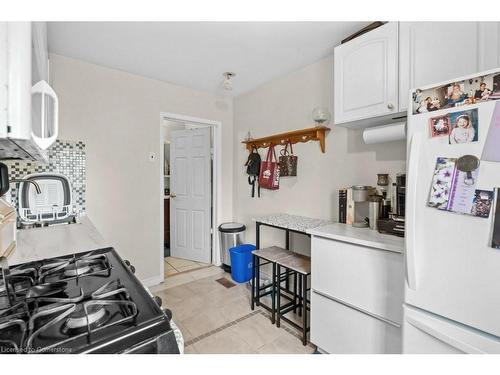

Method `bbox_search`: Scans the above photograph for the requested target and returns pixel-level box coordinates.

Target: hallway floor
[164,256,211,278]
[150,266,316,354]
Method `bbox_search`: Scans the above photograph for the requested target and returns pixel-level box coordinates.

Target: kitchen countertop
[307,222,404,254]
[9,216,109,265]
[253,213,332,233]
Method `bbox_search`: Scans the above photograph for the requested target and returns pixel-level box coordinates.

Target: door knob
[387,103,395,110]
[170,193,176,198]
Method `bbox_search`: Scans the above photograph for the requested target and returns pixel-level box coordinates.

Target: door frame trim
[159,112,222,280]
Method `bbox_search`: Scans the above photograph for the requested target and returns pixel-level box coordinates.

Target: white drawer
[311,290,402,354]
[311,236,404,324]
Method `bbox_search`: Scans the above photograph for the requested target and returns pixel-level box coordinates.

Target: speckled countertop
[253,213,332,233]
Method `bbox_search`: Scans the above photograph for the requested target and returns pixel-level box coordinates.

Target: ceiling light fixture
[223,72,236,90]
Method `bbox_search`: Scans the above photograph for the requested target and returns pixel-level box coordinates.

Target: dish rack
[19,204,73,223]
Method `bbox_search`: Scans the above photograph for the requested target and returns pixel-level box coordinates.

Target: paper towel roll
[362,122,406,144]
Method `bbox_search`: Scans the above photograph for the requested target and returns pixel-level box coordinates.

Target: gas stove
[0,248,179,354]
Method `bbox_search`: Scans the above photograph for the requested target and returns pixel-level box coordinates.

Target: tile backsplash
[4,140,86,217]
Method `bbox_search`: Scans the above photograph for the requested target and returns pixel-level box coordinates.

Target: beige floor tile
[163,272,197,289]
[166,294,207,321]
[220,295,253,322]
[193,329,257,354]
[156,284,198,305]
[176,263,203,273]
[184,345,197,354]
[257,332,315,354]
[165,268,179,277]
[229,313,285,350]
[185,276,226,296]
[178,305,228,338]
[173,319,196,343]
[166,256,199,269]
[189,266,226,281]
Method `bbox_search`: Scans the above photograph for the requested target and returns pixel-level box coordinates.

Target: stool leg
[276,264,281,328]
[302,274,308,346]
[293,272,297,314]
[298,275,302,317]
[251,254,255,310]
[255,256,260,307]
[271,262,276,324]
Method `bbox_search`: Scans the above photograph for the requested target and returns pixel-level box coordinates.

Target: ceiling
[47,22,369,97]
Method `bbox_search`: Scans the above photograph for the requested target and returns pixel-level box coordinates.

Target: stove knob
[163,308,173,321]
[123,260,136,274]
[153,295,162,307]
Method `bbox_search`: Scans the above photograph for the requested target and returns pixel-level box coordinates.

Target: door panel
[406,101,500,337]
[192,156,206,197]
[174,208,188,248]
[170,127,211,263]
[192,210,205,250]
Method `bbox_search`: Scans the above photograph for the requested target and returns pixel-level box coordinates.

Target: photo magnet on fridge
[471,190,494,218]
[429,114,451,138]
[449,108,479,144]
[428,157,456,210]
[412,71,500,115]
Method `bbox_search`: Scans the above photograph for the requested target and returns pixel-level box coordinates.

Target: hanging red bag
[259,144,280,190]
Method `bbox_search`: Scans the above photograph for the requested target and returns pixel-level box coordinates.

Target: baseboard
[141,275,164,287]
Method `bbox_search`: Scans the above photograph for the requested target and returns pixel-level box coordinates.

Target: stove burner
[38,252,111,283]
[65,304,107,331]
[64,264,91,277]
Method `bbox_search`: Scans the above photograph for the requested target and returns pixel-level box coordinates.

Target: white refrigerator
[403,68,500,353]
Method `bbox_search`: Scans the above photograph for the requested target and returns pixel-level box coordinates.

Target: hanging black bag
[245,146,261,197]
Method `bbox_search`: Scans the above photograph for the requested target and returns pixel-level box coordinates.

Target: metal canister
[368,195,383,230]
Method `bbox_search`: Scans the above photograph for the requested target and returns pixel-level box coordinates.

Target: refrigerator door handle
[405,132,421,290]
[405,305,500,354]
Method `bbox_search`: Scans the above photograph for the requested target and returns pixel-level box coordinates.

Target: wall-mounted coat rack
[242,126,331,153]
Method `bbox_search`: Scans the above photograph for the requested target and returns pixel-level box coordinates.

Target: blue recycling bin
[229,244,256,283]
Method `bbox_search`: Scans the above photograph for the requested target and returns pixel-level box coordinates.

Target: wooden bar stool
[251,246,295,324]
[276,253,311,346]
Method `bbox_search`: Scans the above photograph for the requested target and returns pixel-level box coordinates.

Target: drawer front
[311,291,402,354]
[311,236,404,324]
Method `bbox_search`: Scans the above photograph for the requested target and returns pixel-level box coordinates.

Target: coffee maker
[351,185,376,228]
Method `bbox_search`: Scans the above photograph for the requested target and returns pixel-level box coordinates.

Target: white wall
[233,56,406,252]
[50,54,234,283]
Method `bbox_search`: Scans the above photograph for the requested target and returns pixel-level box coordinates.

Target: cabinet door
[334,22,399,124]
[399,22,500,112]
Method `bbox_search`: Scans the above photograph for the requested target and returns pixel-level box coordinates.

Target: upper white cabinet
[0,22,57,161]
[334,22,500,128]
[399,22,500,112]
[334,22,399,125]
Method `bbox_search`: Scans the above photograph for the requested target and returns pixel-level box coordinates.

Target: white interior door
[170,127,211,263]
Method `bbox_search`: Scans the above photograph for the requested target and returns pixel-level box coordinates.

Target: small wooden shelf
[242,126,330,153]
